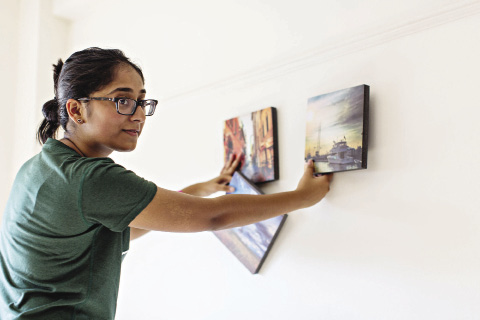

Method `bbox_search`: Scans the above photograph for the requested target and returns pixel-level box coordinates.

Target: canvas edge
[271,106,280,182]
[253,213,288,274]
[211,231,257,274]
[361,85,369,169]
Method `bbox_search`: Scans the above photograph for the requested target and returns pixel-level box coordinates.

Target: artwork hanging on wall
[223,107,279,184]
[213,171,287,274]
[305,84,369,174]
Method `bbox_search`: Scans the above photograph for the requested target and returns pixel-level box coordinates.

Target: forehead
[98,64,145,94]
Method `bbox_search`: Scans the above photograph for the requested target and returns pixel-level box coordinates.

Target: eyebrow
[108,87,147,95]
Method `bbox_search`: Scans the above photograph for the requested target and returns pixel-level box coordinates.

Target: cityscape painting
[223,107,279,183]
[213,171,287,274]
[305,84,369,174]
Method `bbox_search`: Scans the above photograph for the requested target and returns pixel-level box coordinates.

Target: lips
[123,129,140,136]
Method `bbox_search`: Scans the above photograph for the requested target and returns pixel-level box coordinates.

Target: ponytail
[37,98,60,144]
[37,59,65,145]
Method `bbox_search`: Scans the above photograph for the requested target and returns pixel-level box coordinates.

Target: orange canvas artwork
[223,107,279,183]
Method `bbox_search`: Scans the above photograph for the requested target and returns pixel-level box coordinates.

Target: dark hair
[37,47,145,144]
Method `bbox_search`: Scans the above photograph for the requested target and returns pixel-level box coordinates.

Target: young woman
[0,47,332,319]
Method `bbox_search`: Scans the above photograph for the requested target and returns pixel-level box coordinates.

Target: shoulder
[78,157,154,191]
[74,156,119,175]
[42,139,122,177]
[39,138,155,192]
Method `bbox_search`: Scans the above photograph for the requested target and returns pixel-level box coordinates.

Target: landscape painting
[213,171,287,274]
[305,84,369,174]
[223,107,279,183]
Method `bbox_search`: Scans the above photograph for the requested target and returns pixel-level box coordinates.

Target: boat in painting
[327,138,355,165]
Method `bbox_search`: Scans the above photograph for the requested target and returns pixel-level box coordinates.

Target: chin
[115,143,138,153]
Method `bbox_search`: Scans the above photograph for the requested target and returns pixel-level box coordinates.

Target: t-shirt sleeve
[78,158,157,232]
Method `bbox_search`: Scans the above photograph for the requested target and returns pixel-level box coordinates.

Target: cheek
[88,113,123,135]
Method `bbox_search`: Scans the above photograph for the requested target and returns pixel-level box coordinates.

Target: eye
[118,98,130,105]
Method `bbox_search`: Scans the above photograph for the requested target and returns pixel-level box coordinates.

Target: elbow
[208,215,232,231]
[208,217,222,231]
[206,199,232,231]
[202,197,236,232]
[203,197,222,231]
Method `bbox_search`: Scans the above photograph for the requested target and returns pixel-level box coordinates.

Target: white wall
[0,0,69,218]
[4,0,480,319]
[0,0,20,214]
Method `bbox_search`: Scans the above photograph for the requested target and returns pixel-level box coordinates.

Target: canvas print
[223,107,279,183]
[305,84,369,174]
[213,171,287,274]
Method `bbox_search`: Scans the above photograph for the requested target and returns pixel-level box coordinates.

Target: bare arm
[129,160,332,232]
[129,154,242,240]
[130,227,151,241]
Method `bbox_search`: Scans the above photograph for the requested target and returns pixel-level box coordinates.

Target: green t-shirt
[0,139,157,319]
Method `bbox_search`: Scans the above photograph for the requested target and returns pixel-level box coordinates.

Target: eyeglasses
[78,97,157,116]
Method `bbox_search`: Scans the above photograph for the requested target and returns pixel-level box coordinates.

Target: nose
[131,104,146,123]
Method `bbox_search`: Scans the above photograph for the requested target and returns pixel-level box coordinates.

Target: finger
[314,172,333,179]
[222,153,234,169]
[215,174,233,185]
[319,173,333,190]
[222,185,235,193]
[222,153,237,174]
[225,154,242,175]
[226,153,236,167]
[304,159,315,175]
[221,154,235,173]
[213,182,235,193]
[234,153,244,170]
[324,173,333,181]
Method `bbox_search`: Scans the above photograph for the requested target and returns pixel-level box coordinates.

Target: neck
[61,135,114,158]
[62,137,86,157]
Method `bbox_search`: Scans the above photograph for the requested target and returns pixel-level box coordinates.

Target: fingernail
[229,187,235,192]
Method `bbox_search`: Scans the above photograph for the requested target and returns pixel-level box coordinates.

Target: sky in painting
[305,85,366,157]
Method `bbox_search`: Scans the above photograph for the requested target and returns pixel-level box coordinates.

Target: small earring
[77,119,82,123]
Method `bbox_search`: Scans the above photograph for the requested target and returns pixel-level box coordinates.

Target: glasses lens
[117,98,136,115]
[142,100,157,116]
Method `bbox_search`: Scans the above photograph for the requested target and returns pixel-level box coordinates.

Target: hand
[220,153,243,176]
[200,153,243,195]
[181,153,243,197]
[295,160,333,208]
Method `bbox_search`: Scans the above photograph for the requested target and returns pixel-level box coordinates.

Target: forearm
[209,191,306,230]
[130,189,305,233]
[130,161,331,233]
[181,175,235,197]
[180,183,206,197]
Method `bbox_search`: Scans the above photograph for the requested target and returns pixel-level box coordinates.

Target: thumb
[304,159,315,176]
[219,185,235,193]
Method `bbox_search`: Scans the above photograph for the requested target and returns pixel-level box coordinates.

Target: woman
[0,47,332,319]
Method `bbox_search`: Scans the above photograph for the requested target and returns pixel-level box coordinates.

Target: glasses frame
[77,97,157,116]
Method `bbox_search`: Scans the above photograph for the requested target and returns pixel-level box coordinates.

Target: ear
[66,99,86,124]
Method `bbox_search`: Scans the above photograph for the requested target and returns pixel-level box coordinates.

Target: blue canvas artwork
[213,171,287,274]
